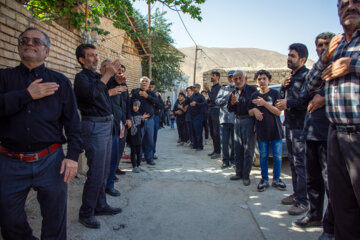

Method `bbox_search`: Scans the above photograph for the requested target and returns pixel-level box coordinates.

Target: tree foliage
[18,0,204,40]
[141,9,185,92]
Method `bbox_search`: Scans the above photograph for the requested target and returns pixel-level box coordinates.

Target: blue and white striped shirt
[307,29,360,124]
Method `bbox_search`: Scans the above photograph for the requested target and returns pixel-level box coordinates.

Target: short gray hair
[233,70,247,77]
[140,76,151,83]
[101,59,112,67]
[18,27,50,49]
[315,32,336,45]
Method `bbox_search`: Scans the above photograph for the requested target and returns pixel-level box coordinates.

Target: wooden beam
[124,11,148,56]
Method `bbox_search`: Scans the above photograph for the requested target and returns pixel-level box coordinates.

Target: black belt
[236,114,250,120]
[82,115,114,122]
[332,124,360,133]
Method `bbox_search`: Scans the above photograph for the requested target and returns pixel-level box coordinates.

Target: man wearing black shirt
[293,33,335,239]
[185,87,194,146]
[131,77,159,165]
[249,70,286,192]
[276,43,309,216]
[99,60,128,197]
[207,71,222,159]
[0,27,82,239]
[75,44,122,229]
[173,92,188,144]
[228,70,257,186]
[189,84,206,150]
[116,64,131,176]
[165,96,172,126]
[149,81,164,160]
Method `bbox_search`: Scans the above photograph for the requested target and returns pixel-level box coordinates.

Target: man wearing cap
[215,70,236,169]
[189,84,207,150]
[74,44,122,229]
[0,27,82,239]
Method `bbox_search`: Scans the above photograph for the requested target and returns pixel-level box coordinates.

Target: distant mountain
[178,46,314,85]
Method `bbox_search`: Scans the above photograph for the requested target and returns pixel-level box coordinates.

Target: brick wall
[0,0,142,90]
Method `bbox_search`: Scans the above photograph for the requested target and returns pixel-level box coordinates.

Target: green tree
[18,0,205,39]
[141,9,184,92]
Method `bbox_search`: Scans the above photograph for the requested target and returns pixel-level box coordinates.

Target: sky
[132,0,343,62]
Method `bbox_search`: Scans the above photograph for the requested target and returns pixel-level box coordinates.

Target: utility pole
[148,3,152,79]
[193,45,198,85]
[193,46,202,85]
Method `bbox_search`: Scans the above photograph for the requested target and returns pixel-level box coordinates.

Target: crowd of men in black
[0,1,359,239]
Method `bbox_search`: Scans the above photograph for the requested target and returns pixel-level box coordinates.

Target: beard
[287,60,299,71]
[210,78,215,82]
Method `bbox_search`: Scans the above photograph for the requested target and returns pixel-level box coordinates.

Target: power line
[174,7,222,68]
[174,6,197,46]
[200,49,222,68]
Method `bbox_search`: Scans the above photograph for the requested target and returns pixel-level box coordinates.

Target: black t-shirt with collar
[250,89,284,141]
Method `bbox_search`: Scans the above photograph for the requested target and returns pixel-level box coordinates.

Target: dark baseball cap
[228,70,235,77]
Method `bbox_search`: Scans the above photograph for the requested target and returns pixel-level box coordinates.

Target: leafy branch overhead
[141,8,185,92]
[18,0,204,39]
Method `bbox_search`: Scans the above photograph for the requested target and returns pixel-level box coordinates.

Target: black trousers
[209,108,221,154]
[130,144,141,167]
[176,117,188,142]
[0,148,67,240]
[328,124,360,240]
[186,120,193,144]
[191,115,204,150]
[79,120,112,218]
[202,120,209,140]
[305,140,334,234]
[285,128,308,205]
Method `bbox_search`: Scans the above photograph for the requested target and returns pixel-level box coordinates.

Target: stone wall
[203,68,291,88]
[0,0,142,89]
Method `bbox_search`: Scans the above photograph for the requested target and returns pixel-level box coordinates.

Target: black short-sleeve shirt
[250,89,284,141]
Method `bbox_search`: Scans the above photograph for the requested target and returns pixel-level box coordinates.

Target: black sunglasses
[18,37,47,47]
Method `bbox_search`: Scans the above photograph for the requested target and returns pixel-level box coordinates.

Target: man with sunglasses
[0,27,82,239]
[307,0,360,239]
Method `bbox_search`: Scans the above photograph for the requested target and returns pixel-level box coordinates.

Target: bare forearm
[264,102,281,116]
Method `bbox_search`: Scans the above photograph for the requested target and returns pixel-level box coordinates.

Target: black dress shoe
[79,216,100,229]
[208,152,215,156]
[116,169,126,175]
[294,215,322,228]
[147,161,156,165]
[318,232,334,240]
[105,188,121,197]
[230,175,242,180]
[221,163,230,169]
[243,179,251,186]
[211,153,221,159]
[153,155,158,160]
[95,206,122,216]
